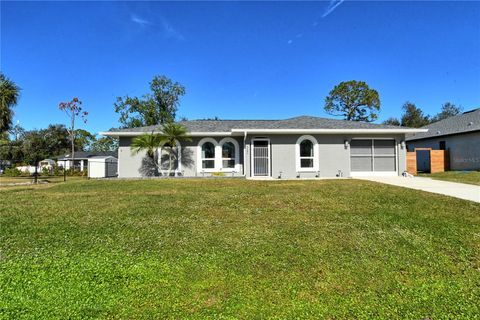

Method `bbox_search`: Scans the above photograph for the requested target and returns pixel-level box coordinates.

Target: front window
[222,142,236,168]
[201,142,215,169]
[299,139,314,168]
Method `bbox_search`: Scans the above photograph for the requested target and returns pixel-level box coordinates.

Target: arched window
[300,139,314,168]
[296,135,319,172]
[201,142,215,169]
[219,138,240,172]
[222,142,236,169]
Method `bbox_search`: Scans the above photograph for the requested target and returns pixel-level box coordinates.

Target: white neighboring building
[87,156,118,178]
[57,151,117,172]
[16,159,56,174]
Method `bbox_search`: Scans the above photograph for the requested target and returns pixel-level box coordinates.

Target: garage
[88,156,118,178]
[350,139,397,176]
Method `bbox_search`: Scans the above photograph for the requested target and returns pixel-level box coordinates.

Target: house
[101,116,426,179]
[407,108,480,171]
[15,159,56,174]
[56,151,118,172]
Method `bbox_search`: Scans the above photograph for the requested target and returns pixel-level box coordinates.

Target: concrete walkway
[358,176,480,203]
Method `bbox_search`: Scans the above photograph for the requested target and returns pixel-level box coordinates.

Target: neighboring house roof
[407,108,480,141]
[57,151,117,160]
[102,116,426,137]
[88,155,118,162]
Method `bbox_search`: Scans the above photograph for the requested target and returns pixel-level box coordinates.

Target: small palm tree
[131,133,164,175]
[0,73,21,133]
[160,122,191,176]
[130,123,190,177]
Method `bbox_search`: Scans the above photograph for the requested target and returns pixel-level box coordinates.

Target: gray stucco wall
[119,134,407,178]
[244,134,406,178]
[118,136,244,178]
[407,131,480,171]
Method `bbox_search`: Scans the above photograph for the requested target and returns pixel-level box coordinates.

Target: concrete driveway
[358,176,480,203]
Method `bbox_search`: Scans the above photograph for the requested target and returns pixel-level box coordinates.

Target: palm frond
[131,133,164,157]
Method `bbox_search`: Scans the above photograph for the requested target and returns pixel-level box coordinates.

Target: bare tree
[59,98,88,170]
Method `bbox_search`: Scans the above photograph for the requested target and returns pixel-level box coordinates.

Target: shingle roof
[57,151,117,160]
[407,108,480,141]
[109,116,404,133]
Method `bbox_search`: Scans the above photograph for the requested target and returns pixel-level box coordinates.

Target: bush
[66,169,87,176]
[53,166,63,176]
[211,172,225,177]
[3,167,22,177]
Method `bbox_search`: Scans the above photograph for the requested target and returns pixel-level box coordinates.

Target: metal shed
[87,156,118,178]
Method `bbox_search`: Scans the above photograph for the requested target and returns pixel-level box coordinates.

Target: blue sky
[1,1,479,134]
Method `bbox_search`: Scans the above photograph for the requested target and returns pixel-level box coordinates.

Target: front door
[251,139,270,177]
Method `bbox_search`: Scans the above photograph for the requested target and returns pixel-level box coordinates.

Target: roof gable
[407,108,480,141]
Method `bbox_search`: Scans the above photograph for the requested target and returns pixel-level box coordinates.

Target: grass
[419,171,480,186]
[0,179,479,319]
[0,175,86,185]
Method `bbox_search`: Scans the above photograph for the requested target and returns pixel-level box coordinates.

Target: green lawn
[0,175,86,185]
[0,179,479,319]
[419,171,480,186]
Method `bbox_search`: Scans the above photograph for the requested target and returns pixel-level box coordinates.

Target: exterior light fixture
[344,140,350,149]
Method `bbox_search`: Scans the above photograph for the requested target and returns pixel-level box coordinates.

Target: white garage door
[350,139,397,176]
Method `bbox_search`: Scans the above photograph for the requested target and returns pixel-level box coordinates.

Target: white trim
[197,137,218,173]
[232,128,427,134]
[101,131,234,137]
[218,137,240,173]
[101,128,427,138]
[295,135,319,172]
[242,131,247,176]
[251,138,271,177]
[350,171,398,177]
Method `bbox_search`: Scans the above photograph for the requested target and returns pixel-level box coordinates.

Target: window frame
[219,137,240,172]
[295,135,319,172]
[197,138,218,172]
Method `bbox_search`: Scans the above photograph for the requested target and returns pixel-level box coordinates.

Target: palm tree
[131,132,164,176]
[130,123,191,177]
[159,122,191,176]
[0,73,21,133]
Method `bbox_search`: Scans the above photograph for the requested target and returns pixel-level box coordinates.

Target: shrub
[53,166,64,176]
[211,172,225,177]
[66,169,87,176]
[3,167,22,177]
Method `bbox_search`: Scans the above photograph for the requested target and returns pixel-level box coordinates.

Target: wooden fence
[406,148,450,175]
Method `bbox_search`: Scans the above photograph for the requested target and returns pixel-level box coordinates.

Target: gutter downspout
[243,130,247,176]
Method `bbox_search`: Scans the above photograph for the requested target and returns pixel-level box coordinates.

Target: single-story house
[101,116,426,179]
[57,151,118,171]
[407,108,480,171]
[15,159,56,174]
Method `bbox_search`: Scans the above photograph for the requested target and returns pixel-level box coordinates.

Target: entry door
[252,139,270,177]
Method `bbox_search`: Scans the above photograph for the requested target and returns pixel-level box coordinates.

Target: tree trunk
[71,115,75,173]
[153,151,159,177]
[34,163,38,184]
